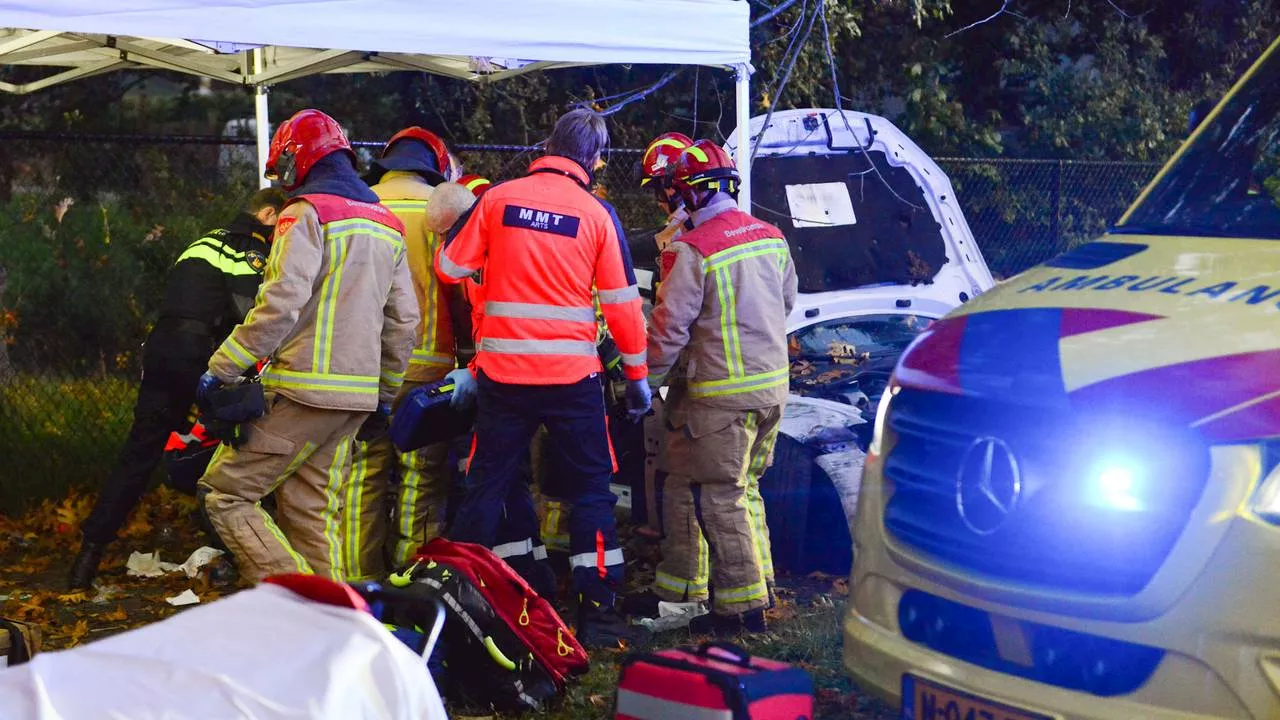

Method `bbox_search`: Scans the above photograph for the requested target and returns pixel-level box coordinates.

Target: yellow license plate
[901,675,1052,720]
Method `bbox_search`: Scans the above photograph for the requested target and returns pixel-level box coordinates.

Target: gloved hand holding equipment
[196,371,223,402]
[389,377,478,453]
[356,401,393,443]
[444,368,476,410]
[625,378,653,422]
[198,373,266,448]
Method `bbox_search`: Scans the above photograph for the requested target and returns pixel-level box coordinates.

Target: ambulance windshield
[1119,50,1280,240]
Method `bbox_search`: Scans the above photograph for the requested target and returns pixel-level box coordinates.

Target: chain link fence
[0,132,1161,510]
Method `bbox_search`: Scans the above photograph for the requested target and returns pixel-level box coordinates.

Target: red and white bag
[615,642,814,720]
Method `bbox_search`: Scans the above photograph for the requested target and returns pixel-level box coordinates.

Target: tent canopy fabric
[0,0,750,92]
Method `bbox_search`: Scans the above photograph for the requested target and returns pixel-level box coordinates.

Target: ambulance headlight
[868,381,900,457]
[1085,460,1145,512]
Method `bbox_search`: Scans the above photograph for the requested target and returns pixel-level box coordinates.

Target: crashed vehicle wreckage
[629,108,995,575]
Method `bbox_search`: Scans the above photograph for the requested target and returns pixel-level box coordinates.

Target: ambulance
[843,37,1280,720]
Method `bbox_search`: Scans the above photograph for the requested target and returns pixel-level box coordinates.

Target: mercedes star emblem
[956,436,1022,535]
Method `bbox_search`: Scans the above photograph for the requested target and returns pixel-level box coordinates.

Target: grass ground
[0,488,894,719]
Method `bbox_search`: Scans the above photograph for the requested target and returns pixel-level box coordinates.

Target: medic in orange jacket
[435,156,648,385]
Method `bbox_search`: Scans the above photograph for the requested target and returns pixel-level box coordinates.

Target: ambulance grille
[881,388,1210,596]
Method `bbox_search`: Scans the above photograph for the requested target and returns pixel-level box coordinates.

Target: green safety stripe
[381,199,429,212]
[322,435,350,580]
[259,441,319,574]
[344,444,368,575]
[689,367,788,399]
[410,349,454,367]
[176,241,262,277]
[262,367,379,393]
[381,367,406,386]
[327,219,406,257]
[715,578,769,604]
[222,335,257,369]
[313,236,350,374]
[655,570,709,596]
[722,268,743,376]
[702,238,788,271]
[395,447,424,566]
[741,412,771,582]
[708,246,790,273]
[714,267,736,378]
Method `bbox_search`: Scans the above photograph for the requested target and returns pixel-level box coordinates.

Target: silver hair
[545,109,609,169]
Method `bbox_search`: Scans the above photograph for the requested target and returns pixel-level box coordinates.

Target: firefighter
[634,132,695,540]
[69,188,288,590]
[197,109,419,584]
[631,140,797,635]
[436,109,651,647]
[342,128,472,582]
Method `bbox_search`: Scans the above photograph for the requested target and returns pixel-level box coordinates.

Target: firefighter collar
[689,194,738,228]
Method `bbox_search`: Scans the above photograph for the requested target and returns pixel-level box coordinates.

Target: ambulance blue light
[1090,462,1144,512]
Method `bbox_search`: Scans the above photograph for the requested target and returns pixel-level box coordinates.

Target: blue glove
[625,378,653,423]
[446,368,477,410]
[196,371,223,402]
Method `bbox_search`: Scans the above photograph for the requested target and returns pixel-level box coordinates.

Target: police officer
[436,109,651,647]
[197,109,419,584]
[343,127,473,582]
[69,188,287,590]
[632,140,797,635]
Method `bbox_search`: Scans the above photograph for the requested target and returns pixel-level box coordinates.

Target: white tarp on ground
[0,584,448,720]
[0,0,750,86]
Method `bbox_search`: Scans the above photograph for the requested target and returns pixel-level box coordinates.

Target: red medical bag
[615,642,814,720]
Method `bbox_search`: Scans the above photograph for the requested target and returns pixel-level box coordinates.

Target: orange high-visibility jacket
[435,156,647,385]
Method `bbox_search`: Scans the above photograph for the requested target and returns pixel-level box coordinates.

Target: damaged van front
[844,36,1280,720]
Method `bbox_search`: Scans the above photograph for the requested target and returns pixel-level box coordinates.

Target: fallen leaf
[66,619,90,647]
[58,591,89,604]
[102,605,129,622]
[587,694,606,708]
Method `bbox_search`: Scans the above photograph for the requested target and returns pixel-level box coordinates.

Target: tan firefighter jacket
[208,194,419,412]
[371,171,458,383]
[648,196,798,410]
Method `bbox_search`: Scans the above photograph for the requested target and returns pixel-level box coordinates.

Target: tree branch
[945,0,1012,38]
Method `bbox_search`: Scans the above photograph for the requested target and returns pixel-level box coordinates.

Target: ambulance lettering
[1017,274,1280,308]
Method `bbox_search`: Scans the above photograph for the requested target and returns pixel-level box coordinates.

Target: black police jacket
[149,213,272,361]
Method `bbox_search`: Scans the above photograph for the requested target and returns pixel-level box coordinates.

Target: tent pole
[253,48,270,189]
[733,63,752,212]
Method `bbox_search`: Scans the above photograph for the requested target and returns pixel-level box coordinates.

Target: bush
[0,374,136,513]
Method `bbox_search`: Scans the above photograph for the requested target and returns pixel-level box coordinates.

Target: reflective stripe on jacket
[436,155,647,385]
[648,199,798,409]
[208,193,419,411]
[372,172,457,383]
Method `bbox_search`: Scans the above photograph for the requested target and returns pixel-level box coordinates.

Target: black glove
[357,402,393,443]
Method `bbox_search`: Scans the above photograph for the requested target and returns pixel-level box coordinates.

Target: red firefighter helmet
[458,174,492,197]
[381,126,452,177]
[265,109,355,191]
[639,132,694,187]
[671,139,740,200]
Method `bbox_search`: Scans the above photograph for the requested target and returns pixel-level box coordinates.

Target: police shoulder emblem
[246,251,267,272]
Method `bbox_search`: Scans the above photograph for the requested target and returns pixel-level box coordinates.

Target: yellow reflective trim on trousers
[322,436,350,580]
[741,412,771,581]
[258,441,318,574]
[715,579,769,604]
[395,448,423,565]
[223,334,257,369]
[344,443,367,576]
[655,570,708,596]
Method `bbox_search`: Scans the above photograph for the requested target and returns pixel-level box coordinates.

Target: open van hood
[726,108,994,303]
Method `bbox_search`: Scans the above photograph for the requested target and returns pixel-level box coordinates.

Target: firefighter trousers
[449,371,622,599]
[199,393,365,584]
[654,402,782,616]
[342,380,452,581]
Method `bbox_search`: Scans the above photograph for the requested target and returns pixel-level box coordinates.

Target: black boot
[688,608,768,636]
[576,591,650,650]
[68,541,107,590]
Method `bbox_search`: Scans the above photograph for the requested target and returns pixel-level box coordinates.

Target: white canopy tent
[0,0,756,206]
